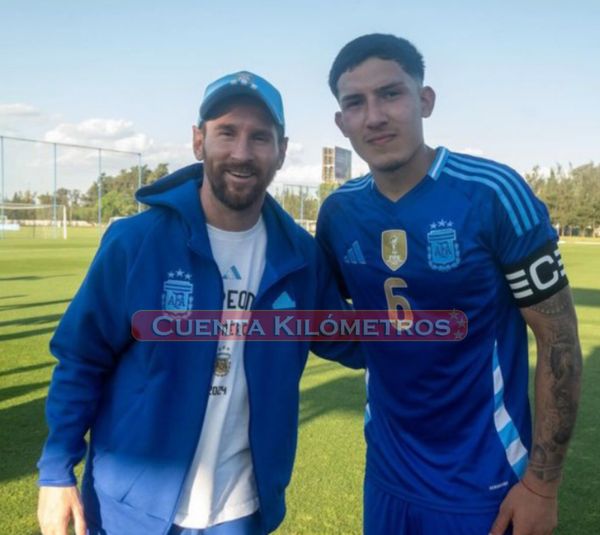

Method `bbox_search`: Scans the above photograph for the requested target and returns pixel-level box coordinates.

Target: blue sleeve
[309,243,365,370]
[37,222,134,486]
[315,200,350,299]
[485,169,567,306]
[489,171,558,267]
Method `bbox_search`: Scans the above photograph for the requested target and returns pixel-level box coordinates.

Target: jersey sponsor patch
[504,241,568,306]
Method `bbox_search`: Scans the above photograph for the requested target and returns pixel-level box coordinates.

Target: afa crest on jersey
[162,269,194,314]
[214,345,232,377]
[381,230,407,271]
[427,220,460,271]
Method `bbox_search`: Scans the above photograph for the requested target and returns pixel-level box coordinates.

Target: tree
[526,162,600,235]
[319,181,339,203]
[80,163,170,223]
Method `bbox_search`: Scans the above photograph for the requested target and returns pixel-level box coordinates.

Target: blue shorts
[168,512,262,535]
[364,479,512,535]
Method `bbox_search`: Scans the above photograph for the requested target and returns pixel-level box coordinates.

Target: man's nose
[229,137,253,162]
[365,100,387,129]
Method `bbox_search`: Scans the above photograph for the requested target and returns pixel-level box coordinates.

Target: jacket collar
[136,163,307,289]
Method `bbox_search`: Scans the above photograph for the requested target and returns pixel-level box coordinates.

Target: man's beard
[203,152,277,211]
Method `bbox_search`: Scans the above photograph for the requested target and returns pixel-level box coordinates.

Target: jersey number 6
[384,277,414,331]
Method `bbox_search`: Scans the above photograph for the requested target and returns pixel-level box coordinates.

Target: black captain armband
[503,241,569,307]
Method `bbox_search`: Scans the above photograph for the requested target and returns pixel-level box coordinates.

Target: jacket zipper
[162,263,223,534]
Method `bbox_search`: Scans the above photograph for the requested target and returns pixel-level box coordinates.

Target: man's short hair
[329,33,425,98]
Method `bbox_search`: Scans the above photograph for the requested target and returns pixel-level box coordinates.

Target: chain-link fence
[269,182,340,234]
[0,135,343,239]
[0,135,142,239]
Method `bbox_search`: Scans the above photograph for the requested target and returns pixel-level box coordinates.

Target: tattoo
[527,287,582,482]
[530,290,570,316]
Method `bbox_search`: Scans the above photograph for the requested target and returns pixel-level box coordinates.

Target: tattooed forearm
[522,286,583,484]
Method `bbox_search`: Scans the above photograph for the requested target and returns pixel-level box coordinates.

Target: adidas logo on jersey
[344,241,366,265]
[222,265,242,280]
[272,291,296,310]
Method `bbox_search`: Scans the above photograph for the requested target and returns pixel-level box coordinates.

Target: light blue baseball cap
[198,71,285,132]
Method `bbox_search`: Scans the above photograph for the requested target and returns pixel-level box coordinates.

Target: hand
[38,485,87,535]
[489,480,558,535]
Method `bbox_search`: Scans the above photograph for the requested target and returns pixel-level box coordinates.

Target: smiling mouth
[366,134,396,146]
[226,169,255,180]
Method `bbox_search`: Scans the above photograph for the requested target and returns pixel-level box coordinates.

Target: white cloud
[143,142,193,172]
[42,118,192,171]
[276,163,322,186]
[113,133,151,153]
[44,118,144,148]
[0,103,42,117]
[281,141,309,168]
[286,141,304,154]
[2,112,197,196]
[42,118,195,172]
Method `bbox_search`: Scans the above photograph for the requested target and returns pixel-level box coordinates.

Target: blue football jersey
[316,147,567,512]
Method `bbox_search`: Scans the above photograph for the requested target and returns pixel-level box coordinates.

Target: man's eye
[383,90,401,99]
[344,100,361,110]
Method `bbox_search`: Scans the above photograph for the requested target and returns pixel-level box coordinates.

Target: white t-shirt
[174,216,267,528]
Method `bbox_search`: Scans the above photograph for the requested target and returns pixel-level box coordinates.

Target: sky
[1,0,599,197]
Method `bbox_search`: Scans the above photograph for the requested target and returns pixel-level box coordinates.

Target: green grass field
[1,229,598,534]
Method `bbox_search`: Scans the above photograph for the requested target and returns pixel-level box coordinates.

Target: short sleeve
[488,169,568,307]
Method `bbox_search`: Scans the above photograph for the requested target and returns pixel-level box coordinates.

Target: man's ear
[420,86,436,118]
[192,125,204,161]
[334,111,348,137]
[277,136,288,170]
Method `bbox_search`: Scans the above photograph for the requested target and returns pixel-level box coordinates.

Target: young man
[37,71,361,535]
[317,34,582,535]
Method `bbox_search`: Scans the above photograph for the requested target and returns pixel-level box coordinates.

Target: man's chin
[219,196,254,211]
[219,189,264,212]
[372,159,406,174]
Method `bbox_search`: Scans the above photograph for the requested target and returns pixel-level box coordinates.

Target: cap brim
[199,86,284,129]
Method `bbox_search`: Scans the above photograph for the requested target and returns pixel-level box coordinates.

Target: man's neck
[372,144,436,202]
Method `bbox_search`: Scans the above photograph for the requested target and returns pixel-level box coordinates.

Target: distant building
[322,146,352,183]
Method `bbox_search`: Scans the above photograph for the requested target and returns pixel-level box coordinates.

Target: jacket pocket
[92,450,145,502]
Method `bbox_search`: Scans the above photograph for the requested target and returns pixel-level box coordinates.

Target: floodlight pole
[53,143,58,237]
[98,149,102,229]
[137,153,142,213]
[0,136,4,239]
[62,205,67,240]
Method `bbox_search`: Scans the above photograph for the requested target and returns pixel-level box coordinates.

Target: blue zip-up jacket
[38,163,362,534]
